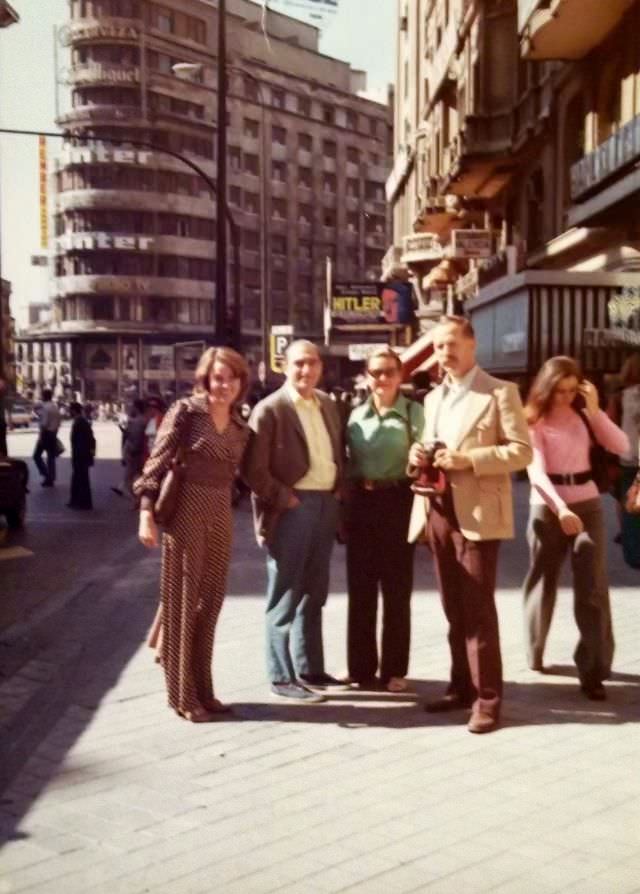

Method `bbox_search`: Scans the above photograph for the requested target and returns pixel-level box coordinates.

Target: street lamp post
[215,0,228,346]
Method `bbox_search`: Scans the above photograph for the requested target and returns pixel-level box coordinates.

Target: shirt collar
[286,381,318,407]
[363,393,408,419]
[443,365,478,395]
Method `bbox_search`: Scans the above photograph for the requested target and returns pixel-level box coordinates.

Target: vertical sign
[38,136,48,250]
[270,324,293,373]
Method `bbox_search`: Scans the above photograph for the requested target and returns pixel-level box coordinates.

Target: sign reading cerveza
[330,282,414,326]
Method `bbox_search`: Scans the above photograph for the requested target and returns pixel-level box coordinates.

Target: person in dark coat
[67,401,96,510]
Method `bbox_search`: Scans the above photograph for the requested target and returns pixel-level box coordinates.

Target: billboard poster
[330,282,415,326]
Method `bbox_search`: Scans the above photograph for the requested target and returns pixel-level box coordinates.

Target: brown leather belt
[548,470,592,485]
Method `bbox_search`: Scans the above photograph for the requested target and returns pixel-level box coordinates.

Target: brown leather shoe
[424,693,473,713]
[467,710,499,734]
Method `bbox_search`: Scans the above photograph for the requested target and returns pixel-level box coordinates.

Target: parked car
[0,457,28,529]
[9,401,32,429]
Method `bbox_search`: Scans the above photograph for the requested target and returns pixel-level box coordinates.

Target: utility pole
[215,0,228,344]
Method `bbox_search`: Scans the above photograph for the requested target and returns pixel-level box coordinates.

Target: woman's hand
[579,380,600,417]
[559,508,583,536]
[139,509,159,548]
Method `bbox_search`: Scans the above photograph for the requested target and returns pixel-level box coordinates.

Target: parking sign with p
[270,325,294,373]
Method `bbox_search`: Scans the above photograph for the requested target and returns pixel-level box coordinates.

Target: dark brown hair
[366,345,402,373]
[437,314,475,339]
[194,347,249,403]
[525,355,582,424]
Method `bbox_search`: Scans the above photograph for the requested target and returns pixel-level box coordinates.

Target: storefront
[467,271,640,389]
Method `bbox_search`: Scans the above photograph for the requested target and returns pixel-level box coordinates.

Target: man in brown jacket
[243,341,346,703]
[409,316,532,733]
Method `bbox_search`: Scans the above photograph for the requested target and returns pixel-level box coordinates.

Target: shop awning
[399,330,436,383]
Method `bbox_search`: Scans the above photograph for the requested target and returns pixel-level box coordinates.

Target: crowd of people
[130,318,638,733]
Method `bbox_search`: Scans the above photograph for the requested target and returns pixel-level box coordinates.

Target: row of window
[70,1,207,45]
[60,295,213,325]
[55,255,216,280]
[56,167,213,197]
[55,212,216,240]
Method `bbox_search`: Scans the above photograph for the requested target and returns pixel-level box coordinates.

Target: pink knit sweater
[528,408,629,514]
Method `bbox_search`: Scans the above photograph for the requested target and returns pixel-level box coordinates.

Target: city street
[0,423,639,893]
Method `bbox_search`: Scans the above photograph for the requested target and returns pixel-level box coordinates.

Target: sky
[0,0,396,328]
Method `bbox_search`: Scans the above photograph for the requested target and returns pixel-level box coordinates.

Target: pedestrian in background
[33,388,61,487]
[135,347,250,723]
[0,377,8,457]
[242,340,346,704]
[606,353,640,568]
[112,399,147,498]
[345,347,423,692]
[408,316,532,734]
[67,401,96,510]
[144,397,165,463]
[522,356,629,700]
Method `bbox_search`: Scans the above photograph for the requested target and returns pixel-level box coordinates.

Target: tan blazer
[408,368,532,543]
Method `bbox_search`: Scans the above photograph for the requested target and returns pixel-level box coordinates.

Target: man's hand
[434,448,472,471]
[559,509,583,536]
[408,443,427,467]
[139,509,159,548]
[286,494,301,510]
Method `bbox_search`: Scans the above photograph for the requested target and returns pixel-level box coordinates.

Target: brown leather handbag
[154,409,190,527]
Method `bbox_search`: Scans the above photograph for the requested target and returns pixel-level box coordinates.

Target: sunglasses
[367,366,399,379]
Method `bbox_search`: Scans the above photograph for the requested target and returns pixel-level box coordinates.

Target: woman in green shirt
[345,346,424,692]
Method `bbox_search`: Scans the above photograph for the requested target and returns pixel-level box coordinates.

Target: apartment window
[323,174,336,193]
[298,205,313,224]
[323,140,337,159]
[299,132,313,151]
[323,105,334,125]
[346,109,357,130]
[323,211,336,228]
[229,147,242,172]
[244,76,259,102]
[298,275,313,295]
[365,181,384,202]
[346,178,360,197]
[229,186,242,206]
[272,126,286,145]
[272,271,287,290]
[370,152,380,165]
[347,213,359,233]
[271,234,287,255]
[244,231,260,251]
[299,242,312,260]
[298,169,312,189]
[244,118,259,138]
[244,154,259,175]
[244,192,259,214]
[154,5,173,33]
[297,95,310,116]
[272,89,285,110]
[347,146,360,165]
[272,161,287,182]
[272,198,287,219]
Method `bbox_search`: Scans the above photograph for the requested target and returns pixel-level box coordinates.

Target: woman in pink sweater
[523,356,629,700]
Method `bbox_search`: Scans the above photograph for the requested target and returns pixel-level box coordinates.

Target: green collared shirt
[347,394,424,481]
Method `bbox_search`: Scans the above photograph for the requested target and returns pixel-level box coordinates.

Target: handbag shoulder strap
[174,399,194,463]
[574,407,598,446]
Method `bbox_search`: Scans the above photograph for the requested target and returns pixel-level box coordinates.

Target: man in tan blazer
[409,316,532,733]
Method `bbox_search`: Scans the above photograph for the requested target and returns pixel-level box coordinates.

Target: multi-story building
[0,1,19,388]
[18,0,391,402]
[388,0,640,385]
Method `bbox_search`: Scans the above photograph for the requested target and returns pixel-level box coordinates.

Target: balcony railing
[571,113,640,201]
[520,0,635,60]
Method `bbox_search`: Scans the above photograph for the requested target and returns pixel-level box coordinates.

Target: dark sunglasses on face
[367,366,399,379]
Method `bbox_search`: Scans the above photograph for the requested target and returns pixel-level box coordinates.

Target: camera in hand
[411,440,448,496]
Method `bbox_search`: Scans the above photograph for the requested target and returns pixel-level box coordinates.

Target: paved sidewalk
[1,483,639,894]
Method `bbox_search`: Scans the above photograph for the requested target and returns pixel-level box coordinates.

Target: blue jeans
[265,491,338,683]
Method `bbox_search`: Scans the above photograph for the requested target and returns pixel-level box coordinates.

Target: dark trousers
[346,483,415,683]
[33,431,57,483]
[523,499,614,688]
[427,491,502,718]
[0,423,7,457]
[69,460,93,509]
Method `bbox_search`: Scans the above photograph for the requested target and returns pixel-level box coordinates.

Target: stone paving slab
[0,484,639,893]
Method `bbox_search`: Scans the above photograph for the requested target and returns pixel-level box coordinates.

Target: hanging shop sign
[450,229,493,259]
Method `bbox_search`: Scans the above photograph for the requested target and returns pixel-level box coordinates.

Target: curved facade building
[38,0,391,400]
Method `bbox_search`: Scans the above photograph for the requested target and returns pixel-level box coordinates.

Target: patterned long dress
[134,395,249,715]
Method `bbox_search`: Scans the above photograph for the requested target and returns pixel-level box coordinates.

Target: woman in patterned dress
[135,347,250,722]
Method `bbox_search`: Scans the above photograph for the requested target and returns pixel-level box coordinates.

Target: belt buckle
[363,479,375,491]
